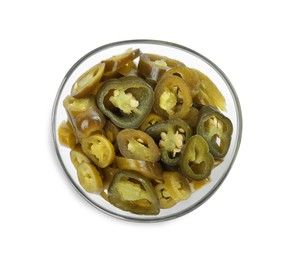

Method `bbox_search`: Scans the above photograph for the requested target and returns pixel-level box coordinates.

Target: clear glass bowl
[51,39,242,222]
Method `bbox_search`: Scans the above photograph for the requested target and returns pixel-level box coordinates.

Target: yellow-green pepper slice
[117,129,160,163]
[71,63,105,98]
[153,75,193,119]
[81,133,115,168]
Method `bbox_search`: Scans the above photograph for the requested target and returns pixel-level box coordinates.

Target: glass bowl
[51,39,242,222]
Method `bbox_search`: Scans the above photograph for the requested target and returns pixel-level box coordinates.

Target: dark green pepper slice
[196,106,233,158]
[108,170,160,215]
[96,76,154,129]
[146,118,192,166]
[180,135,214,181]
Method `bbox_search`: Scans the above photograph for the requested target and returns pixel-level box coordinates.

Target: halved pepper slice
[108,170,160,215]
[115,156,163,180]
[138,53,185,84]
[81,133,115,168]
[196,106,233,158]
[117,129,160,163]
[153,75,193,119]
[96,76,154,128]
[180,135,214,181]
[146,118,192,166]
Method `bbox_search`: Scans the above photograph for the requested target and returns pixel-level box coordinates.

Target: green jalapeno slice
[117,129,160,163]
[108,170,160,215]
[180,135,214,181]
[146,118,192,166]
[196,106,233,158]
[96,76,154,129]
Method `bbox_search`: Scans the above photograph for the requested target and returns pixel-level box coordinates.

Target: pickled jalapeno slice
[108,170,160,215]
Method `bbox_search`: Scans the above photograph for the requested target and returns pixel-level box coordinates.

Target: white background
[1,0,286,259]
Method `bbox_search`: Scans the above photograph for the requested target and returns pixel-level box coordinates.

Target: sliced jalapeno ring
[81,133,115,168]
[196,106,233,158]
[71,63,105,98]
[153,75,193,119]
[146,118,192,166]
[117,129,160,163]
[96,76,154,129]
[180,135,214,181]
[154,183,177,209]
[108,170,160,215]
[58,120,77,148]
[77,162,103,194]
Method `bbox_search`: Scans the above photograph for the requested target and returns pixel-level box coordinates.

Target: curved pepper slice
[81,133,115,168]
[190,68,226,111]
[196,106,233,158]
[96,76,154,128]
[138,53,185,84]
[63,95,106,138]
[146,118,192,166]
[180,135,214,181]
[115,156,163,180]
[153,75,193,119]
[117,129,160,163]
[77,162,103,194]
[71,63,105,98]
[108,170,160,215]
[163,171,191,202]
[102,48,141,72]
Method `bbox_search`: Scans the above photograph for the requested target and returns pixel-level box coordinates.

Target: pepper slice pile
[58,48,233,216]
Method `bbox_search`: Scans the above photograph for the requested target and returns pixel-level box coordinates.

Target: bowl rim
[51,39,243,223]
